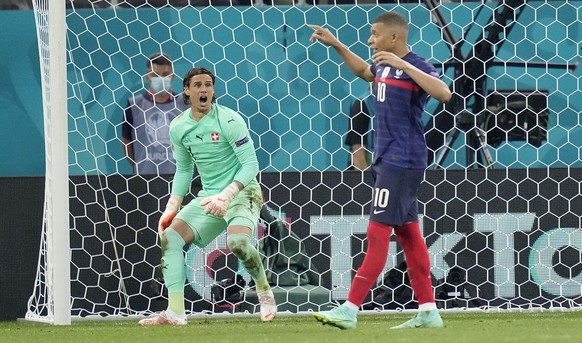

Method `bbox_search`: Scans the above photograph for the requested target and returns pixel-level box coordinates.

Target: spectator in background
[345,88,375,171]
[121,52,188,175]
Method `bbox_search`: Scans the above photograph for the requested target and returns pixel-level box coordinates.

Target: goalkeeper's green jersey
[169,103,260,198]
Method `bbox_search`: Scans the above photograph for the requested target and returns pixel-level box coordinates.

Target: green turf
[2,311,582,343]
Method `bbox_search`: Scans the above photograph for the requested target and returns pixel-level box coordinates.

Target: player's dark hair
[182,67,217,105]
[147,52,172,70]
[373,11,408,31]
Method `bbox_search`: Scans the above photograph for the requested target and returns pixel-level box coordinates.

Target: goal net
[28,0,582,324]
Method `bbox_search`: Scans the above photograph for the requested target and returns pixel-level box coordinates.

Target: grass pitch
[2,311,581,343]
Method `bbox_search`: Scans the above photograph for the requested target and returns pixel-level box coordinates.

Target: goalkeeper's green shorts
[175,182,262,248]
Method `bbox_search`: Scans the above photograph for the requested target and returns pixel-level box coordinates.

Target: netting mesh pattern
[29,1,582,319]
[64,1,581,174]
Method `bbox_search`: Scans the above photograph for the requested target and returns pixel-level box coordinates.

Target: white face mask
[150,76,172,93]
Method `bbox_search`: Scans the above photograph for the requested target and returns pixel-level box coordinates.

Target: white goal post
[27,0,582,325]
[27,0,71,325]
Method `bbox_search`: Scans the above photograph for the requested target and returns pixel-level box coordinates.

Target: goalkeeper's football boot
[258,289,277,322]
[390,309,443,329]
[138,310,188,326]
[312,305,357,330]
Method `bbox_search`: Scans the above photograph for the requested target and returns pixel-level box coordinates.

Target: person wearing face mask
[121,52,189,175]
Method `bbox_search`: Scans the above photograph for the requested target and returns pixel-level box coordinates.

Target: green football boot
[313,306,357,330]
[390,309,444,329]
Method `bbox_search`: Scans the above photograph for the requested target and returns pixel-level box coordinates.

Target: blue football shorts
[369,163,425,227]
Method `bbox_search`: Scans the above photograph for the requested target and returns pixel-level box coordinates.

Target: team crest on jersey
[211,132,220,141]
[235,136,249,147]
[395,69,404,79]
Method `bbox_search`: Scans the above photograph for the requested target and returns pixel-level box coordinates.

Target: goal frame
[24,1,582,325]
[27,0,71,325]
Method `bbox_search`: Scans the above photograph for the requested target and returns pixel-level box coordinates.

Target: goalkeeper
[139,67,277,325]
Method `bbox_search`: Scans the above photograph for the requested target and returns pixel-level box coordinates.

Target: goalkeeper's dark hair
[373,11,408,31]
[182,67,217,105]
[147,52,173,70]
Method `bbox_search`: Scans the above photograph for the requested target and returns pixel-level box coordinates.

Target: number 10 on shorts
[374,188,390,209]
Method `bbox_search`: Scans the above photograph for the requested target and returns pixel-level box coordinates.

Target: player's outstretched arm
[308,24,374,82]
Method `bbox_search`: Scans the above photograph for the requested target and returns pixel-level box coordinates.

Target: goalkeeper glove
[200,182,240,217]
[158,194,183,236]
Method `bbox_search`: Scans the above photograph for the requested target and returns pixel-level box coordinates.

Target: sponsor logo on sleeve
[235,136,249,147]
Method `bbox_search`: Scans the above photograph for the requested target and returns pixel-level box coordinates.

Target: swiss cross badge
[211,132,220,141]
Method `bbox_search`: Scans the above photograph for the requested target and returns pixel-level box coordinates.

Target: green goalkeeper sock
[227,233,270,292]
[161,228,186,315]
[168,292,185,316]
